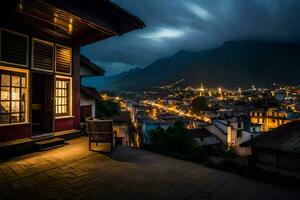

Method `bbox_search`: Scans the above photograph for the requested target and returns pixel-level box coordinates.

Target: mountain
[93,40,300,90]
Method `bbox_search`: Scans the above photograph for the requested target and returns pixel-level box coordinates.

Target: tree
[150,121,205,160]
[164,121,191,153]
[95,100,120,118]
[191,96,209,114]
[150,127,165,149]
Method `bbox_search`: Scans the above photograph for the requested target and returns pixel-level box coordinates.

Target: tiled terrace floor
[0,138,299,200]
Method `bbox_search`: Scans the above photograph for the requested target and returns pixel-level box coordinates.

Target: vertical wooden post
[72,44,81,130]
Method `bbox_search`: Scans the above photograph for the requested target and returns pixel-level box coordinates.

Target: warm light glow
[199,84,205,92]
[0,66,29,124]
[101,94,108,101]
[60,48,71,59]
[218,87,222,94]
[18,0,23,11]
[55,76,72,118]
[54,13,58,24]
[143,99,211,123]
[12,90,19,101]
[68,24,73,33]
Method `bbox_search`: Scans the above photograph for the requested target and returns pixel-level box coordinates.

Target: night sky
[81,0,300,76]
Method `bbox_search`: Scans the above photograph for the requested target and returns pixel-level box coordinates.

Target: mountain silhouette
[93,40,300,90]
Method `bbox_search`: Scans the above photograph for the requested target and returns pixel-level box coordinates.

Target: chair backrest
[86,119,113,143]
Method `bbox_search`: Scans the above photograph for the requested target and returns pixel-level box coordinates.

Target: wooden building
[0,0,144,143]
[80,55,104,123]
[240,121,300,179]
[187,128,223,155]
[80,86,101,122]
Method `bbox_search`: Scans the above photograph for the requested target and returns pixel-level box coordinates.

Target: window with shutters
[0,29,28,66]
[32,39,54,72]
[55,45,72,75]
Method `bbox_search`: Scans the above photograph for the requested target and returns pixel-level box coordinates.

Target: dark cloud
[81,0,300,76]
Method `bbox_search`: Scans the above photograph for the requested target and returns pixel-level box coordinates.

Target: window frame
[55,75,72,118]
[55,44,72,76]
[31,38,54,73]
[0,66,29,126]
[0,28,29,67]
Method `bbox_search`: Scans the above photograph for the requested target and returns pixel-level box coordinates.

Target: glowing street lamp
[218,87,222,94]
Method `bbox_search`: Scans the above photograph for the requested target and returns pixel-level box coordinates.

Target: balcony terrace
[0,137,298,199]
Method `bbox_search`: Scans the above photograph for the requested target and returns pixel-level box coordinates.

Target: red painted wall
[55,118,74,132]
[0,124,30,142]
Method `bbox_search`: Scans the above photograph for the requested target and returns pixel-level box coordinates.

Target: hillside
[92,40,300,90]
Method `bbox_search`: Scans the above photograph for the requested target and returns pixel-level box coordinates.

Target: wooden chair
[86,119,116,152]
[80,117,94,136]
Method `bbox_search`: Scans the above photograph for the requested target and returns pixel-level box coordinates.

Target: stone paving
[0,138,299,200]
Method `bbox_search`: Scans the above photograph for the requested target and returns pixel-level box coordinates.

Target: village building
[207,118,262,156]
[80,86,101,122]
[187,128,223,155]
[240,121,300,180]
[250,108,299,131]
[206,119,229,143]
[108,111,132,146]
[271,89,286,102]
[227,119,262,156]
[80,55,104,123]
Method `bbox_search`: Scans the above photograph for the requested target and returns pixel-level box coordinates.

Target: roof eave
[44,0,145,45]
[80,55,105,76]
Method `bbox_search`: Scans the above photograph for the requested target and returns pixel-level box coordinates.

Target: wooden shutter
[0,30,28,66]
[32,39,54,71]
[56,45,71,74]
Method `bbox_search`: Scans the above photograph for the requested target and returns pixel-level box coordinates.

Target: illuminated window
[55,78,71,116]
[0,70,26,124]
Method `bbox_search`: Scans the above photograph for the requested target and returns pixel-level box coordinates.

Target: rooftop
[80,55,105,76]
[1,0,145,45]
[240,121,300,153]
[0,137,298,199]
[187,128,214,138]
[80,86,100,101]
